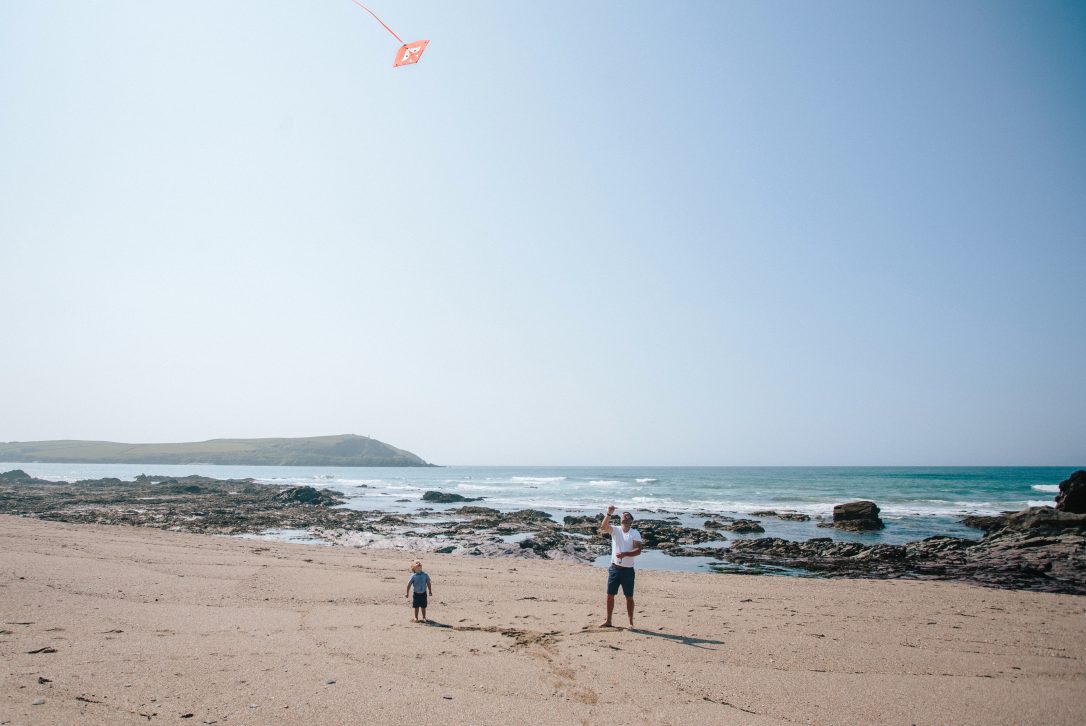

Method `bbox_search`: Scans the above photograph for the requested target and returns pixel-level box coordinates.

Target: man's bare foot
[598,621,613,628]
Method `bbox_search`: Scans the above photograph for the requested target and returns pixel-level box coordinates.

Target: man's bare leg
[625,597,635,629]
[600,594,615,627]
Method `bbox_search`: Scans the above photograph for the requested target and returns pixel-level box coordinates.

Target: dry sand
[1,515,1083,725]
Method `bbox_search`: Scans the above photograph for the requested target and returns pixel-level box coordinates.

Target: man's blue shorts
[606,564,635,597]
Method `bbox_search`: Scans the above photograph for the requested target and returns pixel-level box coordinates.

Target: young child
[405,559,433,622]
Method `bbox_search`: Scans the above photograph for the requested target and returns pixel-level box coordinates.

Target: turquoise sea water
[5,463,1077,550]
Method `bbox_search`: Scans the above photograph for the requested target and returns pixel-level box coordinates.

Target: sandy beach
[1,515,1083,725]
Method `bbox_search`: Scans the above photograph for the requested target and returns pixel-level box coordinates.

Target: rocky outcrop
[720,519,765,533]
[562,515,603,534]
[751,510,811,522]
[421,491,483,503]
[635,519,722,550]
[820,500,885,531]
[1001,506,1086,532]
[518,531,607,562]
[0,471,363,534]
[706,518,765,533]
[501,509,555,524]
[727,537,909,575]
[452,506,501,517]
[723,507,1086,594]
[1055,470,1086,513]
[274,486,343,506]
[959,514,1008,533]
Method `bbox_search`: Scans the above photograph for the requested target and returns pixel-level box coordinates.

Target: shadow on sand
[627,628,725,649]
[421,620,723,650]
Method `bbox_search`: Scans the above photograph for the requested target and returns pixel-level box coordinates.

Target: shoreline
[2,514,1084,725]
[2,469,1083,594]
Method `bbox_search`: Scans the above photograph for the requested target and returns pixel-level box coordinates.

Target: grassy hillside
[0,434,432,467]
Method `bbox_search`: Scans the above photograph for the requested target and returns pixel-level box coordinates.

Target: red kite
[347,1,430,68]
[394,40,430,68]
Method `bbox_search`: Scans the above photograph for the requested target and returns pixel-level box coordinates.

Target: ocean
[4,463,1075,554]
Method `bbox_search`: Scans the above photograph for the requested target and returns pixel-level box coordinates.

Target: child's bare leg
[421,607,427,622]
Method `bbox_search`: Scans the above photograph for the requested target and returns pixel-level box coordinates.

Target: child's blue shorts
[412,592,428,608]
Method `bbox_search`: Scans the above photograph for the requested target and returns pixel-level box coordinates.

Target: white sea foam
[455,483,507,492]
[636,478,658,484]
[510,476,566,483]
[1031,484,1059,493]
[377,483,419,491]
[629,496,697,510]
[1027,499,1053,508]
[329,479,389,488]
[588,480,623,486]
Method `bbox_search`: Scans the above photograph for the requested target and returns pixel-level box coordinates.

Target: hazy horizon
[2,1,1084,466]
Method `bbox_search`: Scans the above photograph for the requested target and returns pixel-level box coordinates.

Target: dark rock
[165,484,204,494]
[563,514,610,534]
[0,469,32,481]
[751,510,811,522]
[903,535,976,557]
[718,513,1086,594]
[829,501,884,530]
[960,515,1007,533]
[1002,506,1086,533]
[74,477,125,487]
[373,514,412,526]
[718,519,765,534]
[517,531,607,562]
[705,518,764,533]
[669,544,727,558]
[1055,470,1086,513]
[421,491,483,503]
[636,519,721,548]
[501,509,555,523]
[452,506,501,517]
[274,486,342,506]
[833,500,880,520]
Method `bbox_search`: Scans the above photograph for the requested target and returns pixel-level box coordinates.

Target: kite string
[347,0,406,45]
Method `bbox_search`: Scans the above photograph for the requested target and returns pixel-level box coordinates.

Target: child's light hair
[410,560,422,571]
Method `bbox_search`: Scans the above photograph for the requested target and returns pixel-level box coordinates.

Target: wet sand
[1,514,1083,725]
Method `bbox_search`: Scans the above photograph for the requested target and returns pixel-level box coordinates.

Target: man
[598,505,643,629]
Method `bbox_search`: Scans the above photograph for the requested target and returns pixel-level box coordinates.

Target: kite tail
[347,0,406,45]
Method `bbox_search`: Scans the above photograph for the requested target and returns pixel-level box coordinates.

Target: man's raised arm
[598,505,616,535]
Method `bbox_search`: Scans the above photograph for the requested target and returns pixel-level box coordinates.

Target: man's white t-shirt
[610,525,643,568]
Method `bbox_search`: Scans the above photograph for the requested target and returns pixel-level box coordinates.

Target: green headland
[0,434,431,467]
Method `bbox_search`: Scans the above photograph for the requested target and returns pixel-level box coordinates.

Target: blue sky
[1,1,1083,465]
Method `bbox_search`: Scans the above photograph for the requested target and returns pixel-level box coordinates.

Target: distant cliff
[0,434,432,467]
